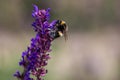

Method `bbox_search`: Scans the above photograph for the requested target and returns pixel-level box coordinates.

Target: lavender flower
[14,5,55,80]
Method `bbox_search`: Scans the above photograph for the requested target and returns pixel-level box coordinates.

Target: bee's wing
[64,31,68,41]
[64,26,68,41]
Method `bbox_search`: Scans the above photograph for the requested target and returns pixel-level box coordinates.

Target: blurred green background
[0,0,120,80]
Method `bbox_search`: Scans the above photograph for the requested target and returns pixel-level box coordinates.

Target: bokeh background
[0,0,120,80]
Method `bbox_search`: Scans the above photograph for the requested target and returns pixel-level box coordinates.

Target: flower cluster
[14,5,55,80]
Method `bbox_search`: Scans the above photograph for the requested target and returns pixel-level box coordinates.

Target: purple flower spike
[14,4,54,80]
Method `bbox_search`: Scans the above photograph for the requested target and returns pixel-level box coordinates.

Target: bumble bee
[50,20,68,40]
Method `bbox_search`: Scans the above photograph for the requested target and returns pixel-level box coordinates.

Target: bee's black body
[50,20,68,40]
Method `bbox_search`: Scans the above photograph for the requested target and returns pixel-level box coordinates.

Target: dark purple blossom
[14,4,55,80]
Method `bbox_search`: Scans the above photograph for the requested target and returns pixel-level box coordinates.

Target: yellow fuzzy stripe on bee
[61,21,65,25]
[58,31,63,37]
